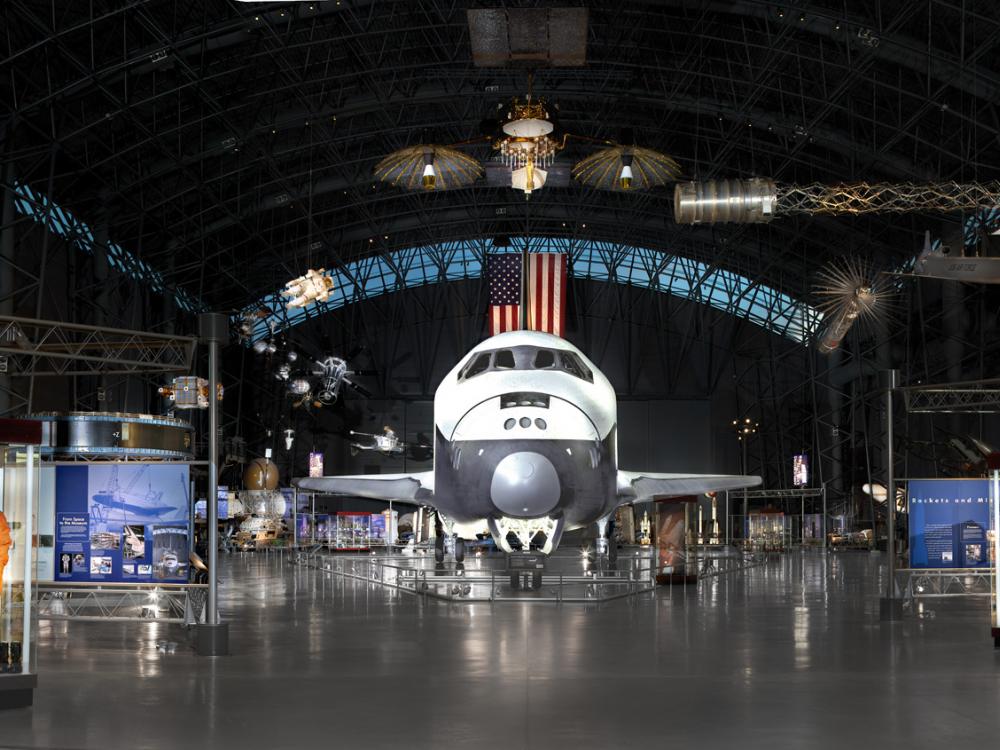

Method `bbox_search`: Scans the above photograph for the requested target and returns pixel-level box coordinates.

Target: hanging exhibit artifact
[674,179,1000,224]
[283,268,334,309]
[158,376,223,409]
[295,330,760,561]
[244,458,279,491]
[375,75,679,198]
[29,412,194,460]
[892,230,1000,284]
[813,257,894,354]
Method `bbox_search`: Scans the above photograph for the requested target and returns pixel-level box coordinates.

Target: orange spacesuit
[0,511,11,588]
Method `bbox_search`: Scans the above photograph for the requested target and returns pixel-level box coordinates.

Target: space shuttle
[295,330,760,558]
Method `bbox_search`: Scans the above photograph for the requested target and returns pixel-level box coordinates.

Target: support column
[195,313,230,655]
[880,369,903,620]
[0,161,16,417]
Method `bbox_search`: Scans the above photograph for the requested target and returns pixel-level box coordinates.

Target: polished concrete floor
[4,550,999,749]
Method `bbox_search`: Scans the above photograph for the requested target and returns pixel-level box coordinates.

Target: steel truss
[896,568,994,602]
[900,379,1000,414]
[37,582,207,624]
[0,315,196,377]
[777,181,1000,216]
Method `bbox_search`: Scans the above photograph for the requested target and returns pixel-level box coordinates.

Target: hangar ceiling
[4,0,1000,315]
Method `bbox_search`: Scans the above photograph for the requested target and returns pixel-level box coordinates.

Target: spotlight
[284,429,295,450]
[276,364,291,381]
[422,152,436,190]
[619,153,634,190]
[252,340,268,354]
[286,350,298,363]
[266,342,277,354]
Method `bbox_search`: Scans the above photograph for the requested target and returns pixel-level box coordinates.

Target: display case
[334,512,371,550]
[0,421,40,709]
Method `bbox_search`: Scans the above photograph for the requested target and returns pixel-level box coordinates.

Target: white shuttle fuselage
[296,330,760,554]
[431,331,617,548]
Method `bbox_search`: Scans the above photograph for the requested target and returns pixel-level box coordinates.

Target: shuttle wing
[294,471,435,504]
[616,471,761,504]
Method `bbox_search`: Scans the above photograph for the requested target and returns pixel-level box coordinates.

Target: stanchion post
[195,312,230,655]
[880,369,903,621]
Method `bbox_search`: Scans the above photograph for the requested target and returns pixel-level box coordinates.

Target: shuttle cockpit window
[459,352,492,380]
[533,349,556,368]
[494,349,516,369]
[458,346,593,382]
[558,351,594,382]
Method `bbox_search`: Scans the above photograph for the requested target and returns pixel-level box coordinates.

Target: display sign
[54,464,190,582]
[792,454,809,487]
[908,479,992,569]
[308,451,324,477]
[195,486,228,520]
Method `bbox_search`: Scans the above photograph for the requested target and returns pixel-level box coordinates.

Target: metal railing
[294,549,656,603]
[37,581,208,624]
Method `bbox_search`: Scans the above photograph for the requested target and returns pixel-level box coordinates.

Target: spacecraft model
[894,230,1000,284]
[285,354,374,409]
[283,268,334,309]
[348,426,430,457]
[158,376,223,409]
[295,330,760,565]
[813,257,893,354]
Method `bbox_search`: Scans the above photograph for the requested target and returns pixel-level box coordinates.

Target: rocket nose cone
[490,452,561,517]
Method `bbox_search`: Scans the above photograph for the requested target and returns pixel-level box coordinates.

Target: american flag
[488,252,567,337]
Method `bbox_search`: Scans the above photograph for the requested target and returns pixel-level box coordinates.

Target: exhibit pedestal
[880,597,904,621]
[194,622,229,656]
[0,674,36,710]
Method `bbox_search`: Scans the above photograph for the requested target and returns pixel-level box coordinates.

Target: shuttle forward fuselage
[430,331,617,535]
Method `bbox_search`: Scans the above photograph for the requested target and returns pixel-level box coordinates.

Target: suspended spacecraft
[159,376,223,409]
[894,230,1000,284]
[348,426,429,457]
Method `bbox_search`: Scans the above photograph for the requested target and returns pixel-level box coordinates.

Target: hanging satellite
[348,426,431,457]
[284,353,374,409]
[374,74,680,197]
[813,258,894,354]
[158,376,223,409]
[236,307,271,343]
[283,268,334,309]
[312,356,373,405]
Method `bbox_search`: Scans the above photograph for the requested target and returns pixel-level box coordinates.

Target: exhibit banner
[908,478,992,569]
[792,454,809,487]
[308,451,324,477]
[54,464,190,582]
[656,501,687,574]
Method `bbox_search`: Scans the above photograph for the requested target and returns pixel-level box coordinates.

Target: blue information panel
[908,479,992,569]
[54,464,190,582]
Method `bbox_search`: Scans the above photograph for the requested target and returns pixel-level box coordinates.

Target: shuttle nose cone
[490,452,561,517]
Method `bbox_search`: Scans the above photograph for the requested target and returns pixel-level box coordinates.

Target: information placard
[54,464,190,582]
[908,478,991,569]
